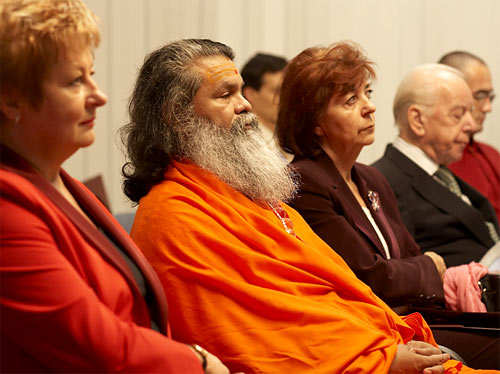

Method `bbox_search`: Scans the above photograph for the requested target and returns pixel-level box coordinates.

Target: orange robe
[132,161,496,374]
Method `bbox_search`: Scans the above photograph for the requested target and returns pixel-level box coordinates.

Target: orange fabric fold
[132,161,495,374]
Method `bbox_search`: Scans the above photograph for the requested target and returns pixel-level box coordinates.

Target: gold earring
[14,112,20,124]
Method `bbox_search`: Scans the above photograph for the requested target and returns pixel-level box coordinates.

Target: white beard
[173,110,298,204]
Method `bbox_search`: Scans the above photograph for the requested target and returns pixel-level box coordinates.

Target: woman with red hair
[277,41,444,311]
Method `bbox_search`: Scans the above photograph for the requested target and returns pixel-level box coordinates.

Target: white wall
[69,0,500,214]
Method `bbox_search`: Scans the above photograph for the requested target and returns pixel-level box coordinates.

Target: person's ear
[0,89,22,123]
[313,125,324,136]
[407,104,426,137]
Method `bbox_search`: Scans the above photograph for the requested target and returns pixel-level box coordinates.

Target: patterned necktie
[434,166,462,197]
[434,166,500,243]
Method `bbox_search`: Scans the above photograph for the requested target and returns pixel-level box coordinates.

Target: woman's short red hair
[276,41,376,157]
[0,0,100,111]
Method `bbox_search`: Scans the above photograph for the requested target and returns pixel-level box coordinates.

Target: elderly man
[438,51,500,222]
[372,64,499,268]
[240,53,291,160]
[122,39,493,373]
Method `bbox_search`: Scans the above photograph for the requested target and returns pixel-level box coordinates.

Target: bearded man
[121,39,493,374]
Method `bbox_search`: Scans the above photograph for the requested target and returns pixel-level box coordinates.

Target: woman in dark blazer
[0,1,230,372]
[275,41,445,310]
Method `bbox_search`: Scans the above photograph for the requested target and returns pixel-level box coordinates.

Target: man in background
[373,63,499,268]
[241,53,292,160]
[439,51,499,221]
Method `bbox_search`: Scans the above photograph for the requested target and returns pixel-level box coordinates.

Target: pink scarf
[443,262,488,312]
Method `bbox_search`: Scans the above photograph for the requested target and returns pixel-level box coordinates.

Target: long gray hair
[121,39,234,203]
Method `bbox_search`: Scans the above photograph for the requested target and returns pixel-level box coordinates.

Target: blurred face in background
[244,70,283,130]
[463,60,494,134]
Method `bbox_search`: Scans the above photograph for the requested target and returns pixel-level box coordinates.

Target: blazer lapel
[353,166,401,259]
[314,152,389,258]
[386,145,494,248]
[24,168,138,284]
[62,172,169,332]
[0,147,168,332]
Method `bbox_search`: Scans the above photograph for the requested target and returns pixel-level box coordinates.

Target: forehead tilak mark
[204,62,239,83]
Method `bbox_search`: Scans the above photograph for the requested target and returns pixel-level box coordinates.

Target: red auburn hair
[277,41,376,157]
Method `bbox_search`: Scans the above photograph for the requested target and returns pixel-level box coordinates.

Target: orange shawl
[132,161,490,374]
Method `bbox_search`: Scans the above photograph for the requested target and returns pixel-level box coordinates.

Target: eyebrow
[473,89,494,94]
[217,79,241,92]
[448,105,468,114]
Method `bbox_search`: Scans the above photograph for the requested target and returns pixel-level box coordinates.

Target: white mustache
[231,113,259,134]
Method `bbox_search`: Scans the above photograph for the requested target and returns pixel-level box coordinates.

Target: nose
[92,88,108,107]
[482,97,492,113]
[235,92,252,114]
[362,98,376,116]
[462,111,475,135]
[87,77,108,107]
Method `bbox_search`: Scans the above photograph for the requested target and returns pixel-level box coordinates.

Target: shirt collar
[393,136,439,176]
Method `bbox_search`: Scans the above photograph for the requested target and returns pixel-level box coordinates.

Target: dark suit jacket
[372,144,499,267]
[291,150,443,308]
[0,146,202,373]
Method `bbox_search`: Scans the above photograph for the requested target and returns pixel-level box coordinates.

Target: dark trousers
[432,327,500,370]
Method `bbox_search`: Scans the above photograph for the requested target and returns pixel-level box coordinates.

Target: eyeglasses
[473,89,495,103]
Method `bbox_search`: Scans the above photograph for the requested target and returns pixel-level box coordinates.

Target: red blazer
[0,146,202,373]
[291,150,444,308]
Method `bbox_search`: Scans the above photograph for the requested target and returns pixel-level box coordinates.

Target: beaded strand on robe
[268,202,296,237]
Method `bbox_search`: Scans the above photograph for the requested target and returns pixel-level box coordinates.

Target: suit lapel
[386,145,494,248]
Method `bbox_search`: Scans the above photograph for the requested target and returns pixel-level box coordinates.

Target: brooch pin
[367,190,380,212]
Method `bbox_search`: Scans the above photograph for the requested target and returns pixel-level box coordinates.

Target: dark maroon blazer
[290,150,444,308]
